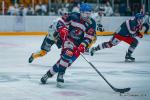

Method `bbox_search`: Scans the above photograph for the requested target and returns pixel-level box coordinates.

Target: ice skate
[84,48,90,55]
[125,53,135,62]
[41,71,53,84]
[56,73,64,88]
[90,47,97,56]
[28,53,34,63]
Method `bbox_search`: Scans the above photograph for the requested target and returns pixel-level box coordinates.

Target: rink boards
[0,31,113,36]
[0,16,149,36]
[0,31,149,36]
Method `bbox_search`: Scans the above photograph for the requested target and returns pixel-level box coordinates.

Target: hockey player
[143,12,150,34]
[92,7,105,32]
[28,18,96,63]
[90,13,144,62]
[28,19,63,63]
[40,3,96,87]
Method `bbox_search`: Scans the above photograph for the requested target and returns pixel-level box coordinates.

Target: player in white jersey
[28,19,62,63]
[143,12,150,34]
[92,7,105,32]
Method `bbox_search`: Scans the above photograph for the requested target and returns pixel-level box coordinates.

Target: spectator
[92,7,105,32]
[143,12,150,34]
[27,5,34,15]
[58,6,68,15]
[49,8,56,15]
[113,4,120,16]
[41,3,47,15]
[16,4,28,16]
[119,3,126,16]
[72,4,80,13]
[104,1,113,16]
[14,3,19,15]
[35,3,42,15]
[7,4,15,15]
[126,7,132,16]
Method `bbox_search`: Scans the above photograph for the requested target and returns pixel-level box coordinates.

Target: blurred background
[0,0,149,34]
[0,0,149,16]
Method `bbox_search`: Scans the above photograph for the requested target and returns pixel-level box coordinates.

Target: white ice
[0,35,150,100]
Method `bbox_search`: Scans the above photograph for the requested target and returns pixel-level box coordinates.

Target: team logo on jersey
[65,50,73,57]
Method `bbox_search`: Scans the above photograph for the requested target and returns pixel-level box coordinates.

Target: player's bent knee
[131,38,138,47]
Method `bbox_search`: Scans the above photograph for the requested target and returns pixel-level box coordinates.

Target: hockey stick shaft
[80,54,131,93]
[80,54,115,90]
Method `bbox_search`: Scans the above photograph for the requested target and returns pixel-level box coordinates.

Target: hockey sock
[127,39,138,56]
[46,70,53,77]
[127,47,134,56]
[57,65,67,83]
[58,65,66,75]
[94,41,113,51]
[33,50,47,58]
[49,61,60,75]
[94,44,104,51]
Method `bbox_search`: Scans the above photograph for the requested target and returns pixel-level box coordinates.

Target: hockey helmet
[135,13,144,19]
[80,3,92,12]
[134,13,144,24]
[80,3,92,20]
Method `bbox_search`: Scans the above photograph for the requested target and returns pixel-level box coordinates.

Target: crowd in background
[0,0,148,16]
[0,0,149,33]
[6,2,47,16]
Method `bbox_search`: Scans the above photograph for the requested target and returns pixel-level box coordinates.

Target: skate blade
[56,82,64,88]
[125,59,135,62]
[40,80,47,84]
[28,54,34,63]
[90,51,95,56]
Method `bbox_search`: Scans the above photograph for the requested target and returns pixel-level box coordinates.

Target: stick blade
[114,87,131,93]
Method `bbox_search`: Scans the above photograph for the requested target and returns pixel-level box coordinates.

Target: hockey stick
[80,53,131,93]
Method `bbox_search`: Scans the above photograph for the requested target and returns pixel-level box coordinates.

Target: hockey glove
[73,44,86,57]
[58,26,69,41]
[136,32,143,38]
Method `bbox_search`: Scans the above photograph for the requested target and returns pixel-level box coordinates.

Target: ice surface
[0,35,150,100]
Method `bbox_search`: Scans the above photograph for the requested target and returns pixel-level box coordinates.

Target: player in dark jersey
[90,13,144,62]
[40,3,97,87]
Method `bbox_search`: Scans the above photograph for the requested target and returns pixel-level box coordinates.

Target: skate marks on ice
[0,72,58,86]
[90,59,150,64]
[89,51,116,56]
[0,41,21,47]
[0,73,105,98]
[0,72,42,83]
[79,67,150,77]
[0,73,19,82]
[0,72,149,100]
[54,91,86,96]
[29,63,51,68]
